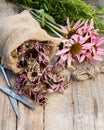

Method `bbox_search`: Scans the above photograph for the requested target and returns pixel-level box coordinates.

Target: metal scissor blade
[0,86,35,109]
[0,65,11,88]
[9,96,20,119]
[0,64,20,118]
[14,94,35,109]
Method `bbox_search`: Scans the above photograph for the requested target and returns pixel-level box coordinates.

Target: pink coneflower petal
[83,19,88,33]
[56,48,69,55]
[97,51,104,55]
[82,46,91,49]
[96,38,104,46]
[67,55,72,68]
[77,28,83,36]
[97,48,104,51]
[79,20,85,27]
[71,34,79,42]
[61,54,68,61]
[65,43,72,47]
[96,52,104,56]
[59,85,65,93]
[67,17,71,31]
[71,34,90,45]
[72,19,82,30]
[68,39,75,44]
[76,55,80,61]
[88,19,94,31]
[79,35,90,44]
[60,26,68,34]
[79,55,86,62]
[90,29,99,37]
[84,19,88,26]
[86,52,92,59]
[93,55,103,61]
[94,29,99,34]
[82,43,94,48]
[87,19,94,32]
[92,47,96,55]
[81,50,86,53]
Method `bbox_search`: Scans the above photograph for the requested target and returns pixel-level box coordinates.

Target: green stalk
[30,11,63,37]
[31,11,65,34]
[17,4,65,36]
[47,25,63,38]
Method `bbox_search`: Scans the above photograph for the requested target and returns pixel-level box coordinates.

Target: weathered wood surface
[85,0,104,6]
[0,0,104,130]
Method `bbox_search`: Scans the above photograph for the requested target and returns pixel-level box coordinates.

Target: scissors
[0,64,35,119]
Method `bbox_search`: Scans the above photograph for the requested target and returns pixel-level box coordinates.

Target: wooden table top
[0,1,104,130]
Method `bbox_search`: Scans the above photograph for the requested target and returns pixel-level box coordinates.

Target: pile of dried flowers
[13,40,69,105]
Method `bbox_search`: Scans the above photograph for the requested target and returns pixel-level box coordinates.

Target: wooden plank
[45,85,74,130]
[85,0,104,6]
[72,79,95,130]
[45,74,104,130]
[0,70,16,130]
[17,104,43,130]
[0,1,17,130]
[85,0,99,6]
[91,75,104,130]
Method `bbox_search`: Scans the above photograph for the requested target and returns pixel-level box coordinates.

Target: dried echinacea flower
[15,41,49,103]
[27,60,41,82]
[41,64,69,94]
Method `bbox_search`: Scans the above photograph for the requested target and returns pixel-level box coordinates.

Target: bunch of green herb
[6,0,104,32]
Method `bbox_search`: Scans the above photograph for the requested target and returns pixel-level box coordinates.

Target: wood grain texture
[45,85,74,130]
[44,75,104,130]
[85,0,104,6]
[0,0,104,130]
[17,104,43,130]
[0,71,16,130]
[0,1,17,129]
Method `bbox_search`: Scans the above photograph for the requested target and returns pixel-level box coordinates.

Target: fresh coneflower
[57,18,104,64]
[77,19,99,38]
[56,33,104,63]
[90,37,104,61]
[60,17,84,39]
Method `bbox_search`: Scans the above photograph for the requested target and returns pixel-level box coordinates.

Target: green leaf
[43,13,55,23]
[42,13,45,27]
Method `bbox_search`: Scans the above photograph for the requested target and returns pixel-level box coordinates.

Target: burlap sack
[0,10,58,73]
